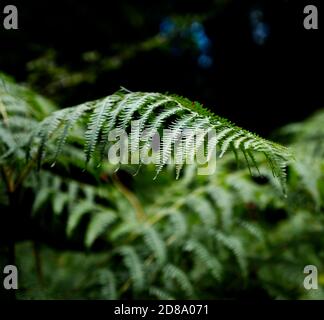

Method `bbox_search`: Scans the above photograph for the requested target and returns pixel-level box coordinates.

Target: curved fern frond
[85,95,121,163]
[85,210,117,248]
[187,195,217,226]
[149,286,175,300]
[118,246,145,293]
[163,264,194,297]
[213,231,248,278]
[97,269,118,300]
[67,200,95,237]
[0,73,55,164]
[167,210,188,240]
[28,91,291,189]
[142,226,167,266]
[185,240,222,281]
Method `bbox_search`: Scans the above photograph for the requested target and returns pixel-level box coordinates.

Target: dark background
[1,0,323,136]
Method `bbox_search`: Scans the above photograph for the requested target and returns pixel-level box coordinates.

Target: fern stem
[14,157,37,190]
[1,166,14,193]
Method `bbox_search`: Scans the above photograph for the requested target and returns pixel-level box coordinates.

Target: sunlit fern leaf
[119,92,160,129]
[175,119,211,177]
[85,95,121,163]
[141,106,183,169]
[138,96,173,133]
[219,130,244,158]
[27,91,291,189]
[155,113,197,177]
[53,103,92,165]
[104,93,137,136]
[32,108,70,168]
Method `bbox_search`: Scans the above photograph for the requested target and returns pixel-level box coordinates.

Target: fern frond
[28,91,291,188]
[53,103,92,165]
[213,231,248,278]
[175,118,211,177]
[32,187,52,215]
[141,106,183,158]
[85,210,116,248]
[185,240,222,281]
[84,95,120,163]
[52,192,68,215]
[155,114,197,176]
[120,92,160,129]
[187,195,216,226]
[163,264,194,297]
[239,220,264,241]
[67,200,96,236]
[167,210,188,239]
[97,269,118,300]
[149,286,175,300]
[119,246,145,293]
[142,226,167,265]
[0,126,16,149]
[32,108,70,168]
[207,185,234,229]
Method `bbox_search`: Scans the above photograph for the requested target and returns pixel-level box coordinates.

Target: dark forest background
[1,0,323,136]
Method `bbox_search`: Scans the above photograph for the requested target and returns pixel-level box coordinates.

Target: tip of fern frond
[119,86,132,93]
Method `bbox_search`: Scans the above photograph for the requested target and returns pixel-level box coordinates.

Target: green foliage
[0,73,55,165]
[26,89,291,187]
[1,74,324,300]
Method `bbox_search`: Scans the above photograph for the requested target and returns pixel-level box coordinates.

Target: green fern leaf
[67,200,96,237]
[28,91,291,189]
[84,95,120,163]
[85,210,116,248]
[142,226,167,265]
[119,246,145,293]
[163,264,194,297]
